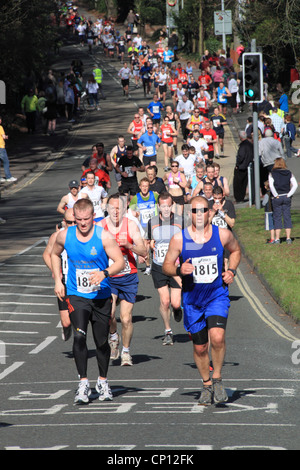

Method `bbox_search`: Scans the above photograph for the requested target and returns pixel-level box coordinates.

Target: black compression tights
[68,298,111,379]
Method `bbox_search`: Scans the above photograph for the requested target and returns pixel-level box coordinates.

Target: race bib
[145,146,154,156]
[155,242,169,264]
[141,208,155,224]
[192,256,218,284]
[76,268,100,293]
[109,255,131,275]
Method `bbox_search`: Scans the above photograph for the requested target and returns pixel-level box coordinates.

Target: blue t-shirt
[147,100,163,119]
[279,94,289,113]
[163,50,174,63]
[137,131,161,157]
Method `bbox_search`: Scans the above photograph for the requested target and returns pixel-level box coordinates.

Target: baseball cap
[69,180,79,188]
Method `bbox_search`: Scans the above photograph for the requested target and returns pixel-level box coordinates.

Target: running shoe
[74,379,91,405]
[198,385,213,406]
[172,307,182,322]
[162,332,174,345]
[96,379,113,401]
[6,177,17,182]
[109,333,120,360]
[121,351,133,366]
[0,217,6,224]
[286,238,292,245]
[144,266,151,275]
[212,377,228,404]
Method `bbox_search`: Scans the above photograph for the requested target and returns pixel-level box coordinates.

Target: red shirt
[82,168,110,187]
[196,95,210,114]
[178,72,188,85]
[201,129,217,152]
[168,78,178,92]
[130,119,143,140]
[102,217,137,276]
[160,124,174,143]
[198,74,211,90]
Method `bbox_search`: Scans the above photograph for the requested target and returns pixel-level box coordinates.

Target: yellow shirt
[0,125,6,148]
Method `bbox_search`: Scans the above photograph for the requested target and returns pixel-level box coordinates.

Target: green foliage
[236,0,300,85]
[140,6,163,25]
[0,0,58,109]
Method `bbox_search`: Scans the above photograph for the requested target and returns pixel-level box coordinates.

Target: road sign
[214,10,232,35]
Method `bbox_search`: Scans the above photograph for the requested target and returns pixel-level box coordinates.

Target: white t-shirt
[177,99,194,120]
[79,186,108,218]
[175,154,197,179]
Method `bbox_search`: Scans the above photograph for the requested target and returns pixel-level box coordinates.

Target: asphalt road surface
[0,33,300,454]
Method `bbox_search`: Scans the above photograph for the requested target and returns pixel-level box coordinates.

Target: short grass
[233,207,300,322]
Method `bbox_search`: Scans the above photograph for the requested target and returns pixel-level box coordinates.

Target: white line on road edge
[236,268,299,342]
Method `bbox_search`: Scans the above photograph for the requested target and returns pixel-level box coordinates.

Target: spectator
[0,116,17,183]
[233,131,253,203]
[21,88,39,134]
[259,129,285,193]
[283,115,300,159]
[268,158,298,244]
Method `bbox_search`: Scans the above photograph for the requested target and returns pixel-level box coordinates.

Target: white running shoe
[96,379,113,401]
[6,177,17,182]
[74,379,91,405]
[0,217,6,224]
[109,332,120,360]
[121,351,133,366]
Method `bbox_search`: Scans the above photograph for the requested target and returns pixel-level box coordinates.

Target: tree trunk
[104,0,117,18]
[198,0,203,55]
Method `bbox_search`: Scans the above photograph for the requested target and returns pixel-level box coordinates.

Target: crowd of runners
[42,2,244,407]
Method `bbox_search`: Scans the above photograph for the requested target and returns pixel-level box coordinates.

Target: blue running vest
[180,224,227,307]
[64,225,111,299]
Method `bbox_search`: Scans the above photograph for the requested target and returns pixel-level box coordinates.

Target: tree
[235,0,300,85]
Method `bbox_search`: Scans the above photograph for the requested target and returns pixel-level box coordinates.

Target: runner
[129,177,159,275]
[127,112,144,157]
[137,121,161,169]
[147,192,183,345]
[118,62,132,100]
[115,145,145,199]
[163,195,241,405]
[110,135,128,188]
[98,194,147,366]
[51,198,125,404]
[56,180,87,214]
[159,115,177,171]
[43,208,76,342]
[78,171,108,222]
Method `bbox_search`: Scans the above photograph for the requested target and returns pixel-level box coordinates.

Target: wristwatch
[103,269,110,278]
[228,268,236,276]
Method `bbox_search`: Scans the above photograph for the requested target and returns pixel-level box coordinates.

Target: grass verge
[233,207,300,323]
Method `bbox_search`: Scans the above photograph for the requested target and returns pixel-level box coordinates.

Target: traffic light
[242,52,263,103]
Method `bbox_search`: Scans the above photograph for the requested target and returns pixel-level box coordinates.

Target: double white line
[236,268,298,343]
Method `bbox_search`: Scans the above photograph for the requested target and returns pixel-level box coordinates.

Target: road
[0,26,299,454]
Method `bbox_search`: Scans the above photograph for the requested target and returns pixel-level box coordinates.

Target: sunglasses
[191,207,209,214]
[65,220,76,225]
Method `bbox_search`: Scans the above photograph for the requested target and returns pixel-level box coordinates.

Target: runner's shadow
[110,354,162,366]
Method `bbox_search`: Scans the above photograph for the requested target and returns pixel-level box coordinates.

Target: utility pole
[251,39,261,210]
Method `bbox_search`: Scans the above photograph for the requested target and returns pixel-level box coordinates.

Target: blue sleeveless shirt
[180,224,228,307]
[64,225,111,299]
[136,191,157,228]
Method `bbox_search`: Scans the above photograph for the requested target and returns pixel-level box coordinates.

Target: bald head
[63,208,76,226]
